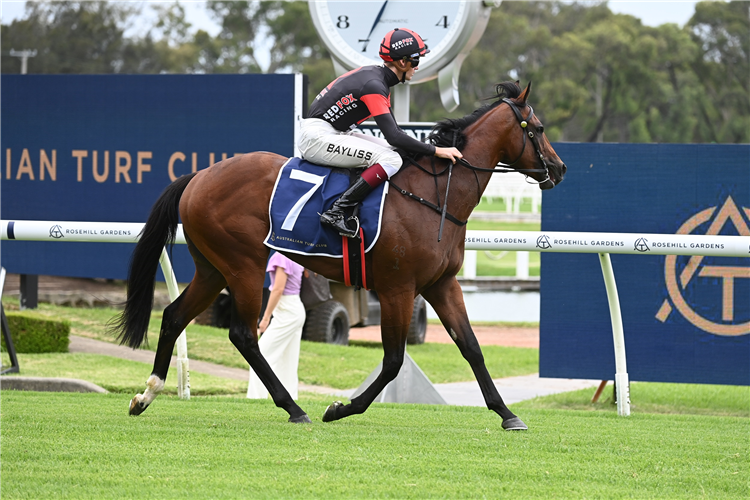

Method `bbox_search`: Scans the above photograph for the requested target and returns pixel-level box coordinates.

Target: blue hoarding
[540,143,749,386]
[1,74,302,280]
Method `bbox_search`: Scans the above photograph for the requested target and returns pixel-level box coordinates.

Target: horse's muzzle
[543,162,566,189]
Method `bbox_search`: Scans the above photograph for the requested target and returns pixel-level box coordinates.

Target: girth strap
[388,180,467,227]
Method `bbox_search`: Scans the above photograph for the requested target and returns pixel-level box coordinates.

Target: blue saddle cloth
[264,158,387,258]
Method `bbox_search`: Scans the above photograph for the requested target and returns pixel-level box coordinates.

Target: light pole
[10,49,39,308]
[9,49,37,75]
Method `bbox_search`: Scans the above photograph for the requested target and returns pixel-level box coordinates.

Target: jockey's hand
[435,147,463,164]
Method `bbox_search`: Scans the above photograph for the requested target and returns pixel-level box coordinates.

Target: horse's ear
[518,81,532,105]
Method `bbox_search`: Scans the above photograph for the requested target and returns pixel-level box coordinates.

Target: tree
[197,0,264,73]
[2,0,746,143]
[1,1,135,74]
[411,1,722,144]
[688,0,750,142]
[201,1,334,99]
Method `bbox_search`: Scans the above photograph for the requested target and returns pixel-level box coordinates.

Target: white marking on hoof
[130,394,143,411]
[141,375,165,406]
[129,394,151,415]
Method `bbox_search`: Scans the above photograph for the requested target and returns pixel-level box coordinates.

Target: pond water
[425,290,540,323]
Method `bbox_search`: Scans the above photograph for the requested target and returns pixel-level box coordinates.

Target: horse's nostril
[562,163,567,175]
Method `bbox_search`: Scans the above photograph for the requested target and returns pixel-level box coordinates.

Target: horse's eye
[537,125,544,134]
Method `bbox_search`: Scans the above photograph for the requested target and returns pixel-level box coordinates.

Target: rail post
[463,250,477,279]
[598,253,630,416]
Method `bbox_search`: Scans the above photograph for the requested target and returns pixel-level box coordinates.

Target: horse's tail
[108,172,198,349]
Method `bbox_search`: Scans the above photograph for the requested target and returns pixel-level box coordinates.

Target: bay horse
[109,81,566,430]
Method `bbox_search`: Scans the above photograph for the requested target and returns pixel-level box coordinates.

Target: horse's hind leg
[129,258,227,415]
[321,290,413,422]
[421,276,527,431]
[226,278,311,424]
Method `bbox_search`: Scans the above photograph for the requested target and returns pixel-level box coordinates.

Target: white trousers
[247,294,306,400]
[298,118,402,177]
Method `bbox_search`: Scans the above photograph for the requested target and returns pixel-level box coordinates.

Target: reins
[391,97,552,241]
[455,99,549,181]
[387,180,467,229]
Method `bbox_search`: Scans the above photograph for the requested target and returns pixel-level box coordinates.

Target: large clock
[309,0,493,112]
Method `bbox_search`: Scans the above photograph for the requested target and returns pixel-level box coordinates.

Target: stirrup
[320,213,360,238]
[341,216,360,238]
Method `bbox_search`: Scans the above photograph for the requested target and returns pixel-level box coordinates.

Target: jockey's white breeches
[298,118,402,178]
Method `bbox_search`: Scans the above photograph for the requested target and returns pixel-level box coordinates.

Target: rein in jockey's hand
[435,147,464,164]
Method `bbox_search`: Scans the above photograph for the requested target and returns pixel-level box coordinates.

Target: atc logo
[634,238,650,252]
[536,235,552,250]
[49,225,64,239]
[656,196,750,336]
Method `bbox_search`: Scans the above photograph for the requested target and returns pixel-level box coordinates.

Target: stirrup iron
[341,215,360,238]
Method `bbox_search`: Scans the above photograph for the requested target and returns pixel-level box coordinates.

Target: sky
[1,1,705,69]
[600,0,702,26]
[0,0,705,30]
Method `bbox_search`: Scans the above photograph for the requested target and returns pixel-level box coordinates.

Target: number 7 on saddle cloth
[264,158,387,258]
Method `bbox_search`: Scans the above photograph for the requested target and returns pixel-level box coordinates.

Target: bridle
[456,98,551,186]
[391,97,554,241]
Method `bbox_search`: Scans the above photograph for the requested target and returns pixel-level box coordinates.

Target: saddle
[263,158,388,288]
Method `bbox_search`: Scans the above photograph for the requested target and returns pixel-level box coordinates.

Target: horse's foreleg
[130,265,226,416]
[227,289,311,424]
[422,276,527,430]
[322,291,412,422]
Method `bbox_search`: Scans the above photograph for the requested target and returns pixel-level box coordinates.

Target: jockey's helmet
[379,28,429,67]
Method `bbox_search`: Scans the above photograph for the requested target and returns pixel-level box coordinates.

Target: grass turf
[1,301,539,390]
[1,391,747,499]
[474,197,539,213]
[517,383,750,418]
[4,351,748,419]
[2,352,247,395]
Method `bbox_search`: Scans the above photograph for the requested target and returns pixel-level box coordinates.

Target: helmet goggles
[404,53,421,68]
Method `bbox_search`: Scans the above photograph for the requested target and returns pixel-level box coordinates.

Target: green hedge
[1,311,69,353]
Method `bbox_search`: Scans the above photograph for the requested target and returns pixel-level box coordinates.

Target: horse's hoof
[288,414,312,424]
[502,416,528,431]
[322,401,344,422]
[129,395,149,416]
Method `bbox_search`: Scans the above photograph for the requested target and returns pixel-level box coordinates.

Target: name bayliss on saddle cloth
[264,158,387,258]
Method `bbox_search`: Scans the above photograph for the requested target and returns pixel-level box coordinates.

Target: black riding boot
[320,176,374,238]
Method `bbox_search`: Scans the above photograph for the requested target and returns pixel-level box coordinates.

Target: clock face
[310,0,470,83]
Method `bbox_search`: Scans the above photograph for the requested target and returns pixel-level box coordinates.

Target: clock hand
[360,0,388,52]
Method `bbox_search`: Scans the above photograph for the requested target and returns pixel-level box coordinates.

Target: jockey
[298,28,463,238]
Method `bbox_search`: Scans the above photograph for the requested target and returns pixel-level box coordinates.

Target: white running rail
[465,229,749,416]
[1,220,190,399]
[3,220,749,414]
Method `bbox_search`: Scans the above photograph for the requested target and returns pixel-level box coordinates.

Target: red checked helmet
[379,28,430,67]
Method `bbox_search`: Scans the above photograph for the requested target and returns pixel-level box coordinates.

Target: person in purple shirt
[247,252,306,400]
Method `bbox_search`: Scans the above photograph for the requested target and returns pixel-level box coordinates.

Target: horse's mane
[427,81,523,150]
